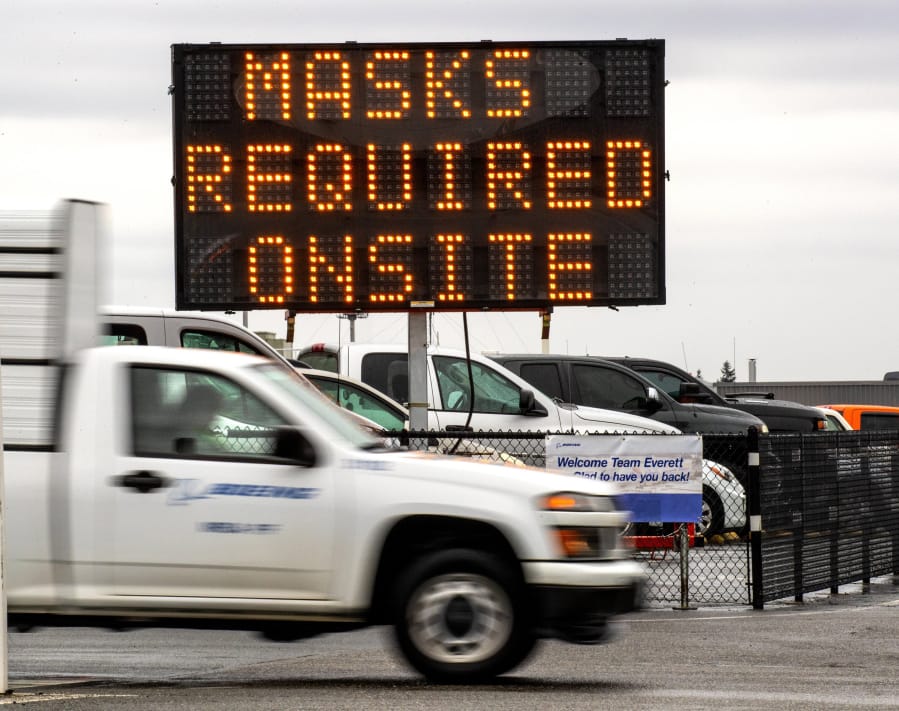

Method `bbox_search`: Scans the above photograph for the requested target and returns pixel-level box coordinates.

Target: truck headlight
[554,526,610,558]
[540,492,616,513]
[539,492,626,559]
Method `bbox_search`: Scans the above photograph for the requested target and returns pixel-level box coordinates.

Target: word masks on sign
[171,40,665,312]
[545,434,702,523]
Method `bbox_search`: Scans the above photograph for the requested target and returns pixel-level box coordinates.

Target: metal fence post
[794,439,804,603]
[830,433,841,595]
[748,426,764,610]
[893,442,899,586]
[861,438,871,592]
[673,523,696,610]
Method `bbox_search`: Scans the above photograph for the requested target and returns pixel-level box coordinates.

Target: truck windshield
[251,362,384,449]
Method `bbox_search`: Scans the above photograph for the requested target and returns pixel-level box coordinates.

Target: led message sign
[171,40,666,312]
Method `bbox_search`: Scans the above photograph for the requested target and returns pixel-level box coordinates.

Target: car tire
[698,487,725,538]
[392,548,537,683]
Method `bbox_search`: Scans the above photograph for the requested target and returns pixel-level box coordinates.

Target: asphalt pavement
[4,577,899,710]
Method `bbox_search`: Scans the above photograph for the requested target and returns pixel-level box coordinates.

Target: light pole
[338,313,368,342]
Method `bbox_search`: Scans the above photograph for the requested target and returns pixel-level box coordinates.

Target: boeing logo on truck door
[198,521,282,534]
[167,479,321,505]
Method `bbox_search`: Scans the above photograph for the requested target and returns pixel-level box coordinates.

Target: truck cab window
[519,363,564,401]
[360,353,409,400]
[433,356,521,414]
[300,350,339,372]
[101,323,147,346]
[130,366,290,460]
[635,369,683,401]
[859,412,899,430]
[572,364,647,411]
[181,329,262,355]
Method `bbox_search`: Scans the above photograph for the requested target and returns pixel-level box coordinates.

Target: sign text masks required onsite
[545,434,702,522]
[171,40,665,313]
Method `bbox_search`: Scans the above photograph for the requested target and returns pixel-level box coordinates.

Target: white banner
[546,434,703,522]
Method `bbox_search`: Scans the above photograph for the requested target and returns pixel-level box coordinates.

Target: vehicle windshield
[433,356,522,413]
[823,414,846,431]
[251,362,385,449]
[308,375,407,431]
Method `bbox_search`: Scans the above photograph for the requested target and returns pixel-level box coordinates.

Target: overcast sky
[3,0,898,381]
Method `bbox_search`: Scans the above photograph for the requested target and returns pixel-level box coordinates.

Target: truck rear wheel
[392,548,536,683]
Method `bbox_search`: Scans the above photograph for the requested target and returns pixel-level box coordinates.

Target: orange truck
[819,404,899,431]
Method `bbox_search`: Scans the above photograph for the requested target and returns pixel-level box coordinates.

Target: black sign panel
[171,40,665,312]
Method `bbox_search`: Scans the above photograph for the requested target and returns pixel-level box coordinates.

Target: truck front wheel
[392,548,537,683]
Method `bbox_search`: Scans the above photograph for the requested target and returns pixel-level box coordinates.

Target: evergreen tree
[720,360,736,382]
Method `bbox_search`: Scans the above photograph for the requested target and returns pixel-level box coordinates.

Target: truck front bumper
[523,559,646,644]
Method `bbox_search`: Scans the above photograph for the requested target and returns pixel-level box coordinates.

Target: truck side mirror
[274,427,317,467]
[519,389,548,417]
[643,387,664,414]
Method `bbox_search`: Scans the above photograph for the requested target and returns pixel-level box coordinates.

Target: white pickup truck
[1,201,647,682]
[7,345,646,682]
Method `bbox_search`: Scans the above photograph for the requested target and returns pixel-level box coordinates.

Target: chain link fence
[637,434,751,606]
[399,430,752,607]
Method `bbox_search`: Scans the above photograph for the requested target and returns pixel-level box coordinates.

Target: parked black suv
[489,354,766,435]
[602,357,826,433]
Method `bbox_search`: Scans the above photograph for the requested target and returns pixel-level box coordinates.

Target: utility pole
[540,307,552,354]
[284,310,296,357]
[338,313,368,342]
[408,312,429,431]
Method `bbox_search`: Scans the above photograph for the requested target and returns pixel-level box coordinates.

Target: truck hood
[376,448,616,497]
[683,402,766,432]
[558,402,680,434]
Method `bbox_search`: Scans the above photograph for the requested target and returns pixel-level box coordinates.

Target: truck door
[98,364,335,603]
[569,363,679,430]
[430,355,559,434]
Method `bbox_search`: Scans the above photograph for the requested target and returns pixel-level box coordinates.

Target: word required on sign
[171,40,666,312]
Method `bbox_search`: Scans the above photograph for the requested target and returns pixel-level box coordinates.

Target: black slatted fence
[754,430,899,607]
